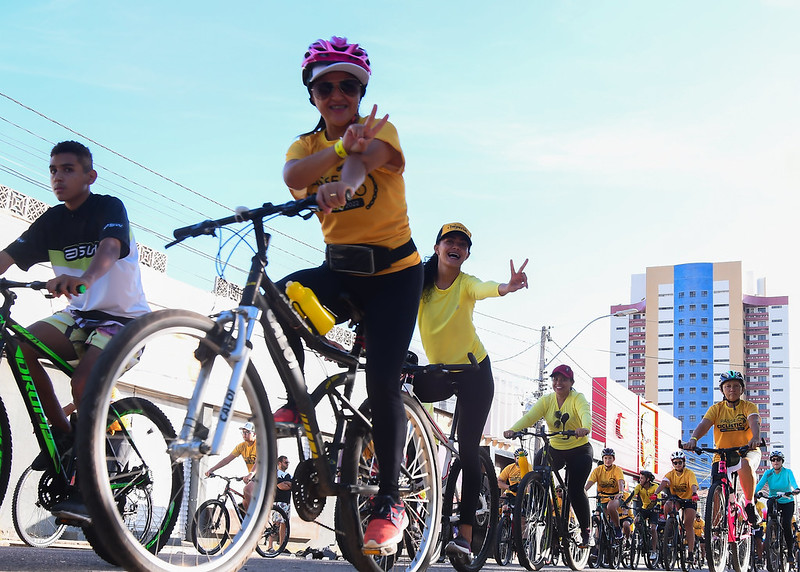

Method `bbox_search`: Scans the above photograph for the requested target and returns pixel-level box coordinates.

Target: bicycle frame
[0,279,76,480]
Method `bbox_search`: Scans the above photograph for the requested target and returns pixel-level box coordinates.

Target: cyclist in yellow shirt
[655,450,699,563]
[692,513,705,562]
[684,370,761,526]
[498,449,525,501]
[585,448,626,539]
[624,470,659,561]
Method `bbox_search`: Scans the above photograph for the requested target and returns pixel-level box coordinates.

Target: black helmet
[601,448,615,458]
[770,451,785,462]
[719,370,745,390]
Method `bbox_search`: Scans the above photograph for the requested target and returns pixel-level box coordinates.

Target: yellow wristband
[334,139,348,159]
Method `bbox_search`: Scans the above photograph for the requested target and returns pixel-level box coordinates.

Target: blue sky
[1,0,799,389]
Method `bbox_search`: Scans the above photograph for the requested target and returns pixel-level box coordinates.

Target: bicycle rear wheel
[11,466,66,547]
[442,447,499,572]
[704,481,728,572]
[256,504,290,558]
[494,512,513,566]
[77,309,277,572]
[336,393,442,572]
[191,499,230,555]
[628,523,642,569]
[0,398,10,509]
[730,493,752,572]
[513,471,552,571]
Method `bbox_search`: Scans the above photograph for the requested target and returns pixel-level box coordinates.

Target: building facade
[609,262,791,471]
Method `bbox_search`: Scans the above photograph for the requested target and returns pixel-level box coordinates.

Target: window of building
[678,374,685,380]
[678,387,685,394]
[701,345,708,352]
[679,346,685,353]
[690,291,696,298]
[689,318,696,325]
[679,292,685,298]
[689,345,696,352]
[689,385,696,391]
[678,402,685,408]
[689,415,696,422]
[701,304,708,310]
[702,401,709,407]
[701,290,708,296]
[702,331,708,338]
[690,401,696,407]
[702,387,709,393]
[689,304,696,311]
[678,305,685,312]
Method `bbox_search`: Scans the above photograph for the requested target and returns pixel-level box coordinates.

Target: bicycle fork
[170,307,259,462]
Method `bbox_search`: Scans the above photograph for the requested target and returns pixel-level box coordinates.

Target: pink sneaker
[362,496,408,556]
[273,405,300,424]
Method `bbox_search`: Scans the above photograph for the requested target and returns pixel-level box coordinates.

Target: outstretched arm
[498,258,529,296]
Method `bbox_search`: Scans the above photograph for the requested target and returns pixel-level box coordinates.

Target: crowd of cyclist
[499,368,800,569]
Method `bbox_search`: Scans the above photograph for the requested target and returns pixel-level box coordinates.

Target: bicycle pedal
[362,545,398,556]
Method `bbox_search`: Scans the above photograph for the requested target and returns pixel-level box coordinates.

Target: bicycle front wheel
[442,447,499,572]
[705,481,729,572]
[513,471,552,571]
[11,466,66,547]
[77,309,277,572]
[766,517,786,572]
[628,523,642,569]
[494,512,513,566]
[661,515,679,570]
[256,504,290,558]
[191,499,230,555]
[336,393,442,572]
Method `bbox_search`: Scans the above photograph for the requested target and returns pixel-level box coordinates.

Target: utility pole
[535,326,550,399]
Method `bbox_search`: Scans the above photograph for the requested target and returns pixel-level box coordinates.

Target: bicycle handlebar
[678,438,766,456]
[509,428,578,440]
[167,196,320,248]
[0,278,49,291]
[403,352,480,376]
[206,473,245,483]
[757,489,800,500]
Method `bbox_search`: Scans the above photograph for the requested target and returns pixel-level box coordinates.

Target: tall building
[609,261,791,470]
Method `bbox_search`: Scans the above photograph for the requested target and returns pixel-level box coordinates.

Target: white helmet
[671,450,686,461]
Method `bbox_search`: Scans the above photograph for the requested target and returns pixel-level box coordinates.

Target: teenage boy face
[50,153,96,208]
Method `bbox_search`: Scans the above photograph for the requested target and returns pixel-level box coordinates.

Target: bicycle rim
[562,509,590,571]
[704,482,728,572]
[512,472,551,571]
[11,466,66,547]
[77,309,277,572]
[629,526,641,569]
[662,516,678,570]
[336,393,441,572]
[766,519,784,572]
[191,499,230,555]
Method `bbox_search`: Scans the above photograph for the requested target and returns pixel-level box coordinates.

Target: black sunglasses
[554,410,562,428]
[672,460,684,465]
[311,79,362,99]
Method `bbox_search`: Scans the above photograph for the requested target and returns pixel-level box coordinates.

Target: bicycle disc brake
[38,468,70,509]
[292,459,326,521]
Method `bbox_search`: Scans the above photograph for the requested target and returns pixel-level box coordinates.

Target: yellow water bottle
[285,281,335,335]
[517,449,531,476]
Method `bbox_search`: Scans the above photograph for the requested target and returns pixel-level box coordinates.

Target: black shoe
[445,535,472,563]
[744,502,761,527]
[579,529,591,549]
[31,424,74,471]
[51,492,90,525]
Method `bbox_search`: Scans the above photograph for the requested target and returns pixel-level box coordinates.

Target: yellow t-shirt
[662,468,699,500]
[510,390,592,450]
[703,399,759,450]
[693,518,705,537]
[630,482,659,510]
[589,464,625,499]
[418,272,499,364]
[285,120,419,273]
[618,505,633,520]
[231,440,257,472]
[499,462,523,494]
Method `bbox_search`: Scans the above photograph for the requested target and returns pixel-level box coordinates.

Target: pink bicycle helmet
[302,36,371,87]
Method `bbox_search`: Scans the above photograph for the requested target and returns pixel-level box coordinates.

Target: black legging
[412,356,495,527]
[277,262,423,501]
[535,443,594,532]
[767,498,796,556]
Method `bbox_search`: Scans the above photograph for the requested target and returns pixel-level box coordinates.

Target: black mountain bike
[588,495,622,569]
[191,473,290,558]
[0,278,181,564]
[77,197,441,572]
[660,495,690,572]
[757,489,800,572]
[509,424,591,571]
[627,500,660,570]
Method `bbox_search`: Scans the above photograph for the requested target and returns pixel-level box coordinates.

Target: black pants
[412,356,495,527]
[277,263,423,500]
[535,443,593,531]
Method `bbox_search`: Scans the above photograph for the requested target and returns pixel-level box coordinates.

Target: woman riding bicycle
[684,370,761,526]
[624,470,659,561]
[412,222,528,560]
[503,364,593,548]
[655,450,699,563]
[755,450,800,565]
[272,35,422,555]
